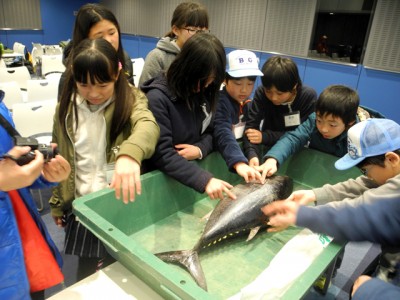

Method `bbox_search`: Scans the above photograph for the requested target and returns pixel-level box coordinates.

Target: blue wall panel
[121,34,140,59]
[0,0,91,51]
[357,67,400,123]
[303,60,361,96]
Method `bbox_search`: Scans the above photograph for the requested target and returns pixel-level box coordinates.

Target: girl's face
[173,25,209,49]
[88,20,119,51]
[315,112,346,140]
[264,85,296,105]
[76,75,116,105]
[225,78,255,104]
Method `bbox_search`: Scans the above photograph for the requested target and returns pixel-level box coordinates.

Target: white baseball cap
[226,50,263,78]
[335,118,400,170]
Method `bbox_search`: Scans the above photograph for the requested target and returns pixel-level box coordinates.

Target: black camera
[13,136,58,166]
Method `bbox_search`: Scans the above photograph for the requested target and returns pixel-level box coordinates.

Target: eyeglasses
[182,27,210,35]
[359,165,373,176]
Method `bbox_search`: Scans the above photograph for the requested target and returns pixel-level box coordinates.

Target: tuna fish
[155,175,293,290]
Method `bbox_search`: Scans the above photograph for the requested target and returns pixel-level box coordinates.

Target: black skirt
[64,213,107,258]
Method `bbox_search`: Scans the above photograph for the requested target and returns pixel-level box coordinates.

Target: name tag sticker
[232,122,246,139]
[284,111,300,127]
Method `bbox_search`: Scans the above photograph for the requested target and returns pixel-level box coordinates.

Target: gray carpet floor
[33,189,381,300]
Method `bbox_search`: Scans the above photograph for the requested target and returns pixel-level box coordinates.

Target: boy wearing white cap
[262,118,400,284]
[214,49,263,183]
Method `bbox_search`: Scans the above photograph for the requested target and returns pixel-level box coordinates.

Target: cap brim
[227,69,263,77]
[334,154,365,170]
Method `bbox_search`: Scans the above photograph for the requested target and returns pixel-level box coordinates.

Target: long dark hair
[58,38,134,143]
[165,2,209,38]
[68,3,125,70]
[167,32,225,112]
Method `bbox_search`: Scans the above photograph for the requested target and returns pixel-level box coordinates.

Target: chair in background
[13,42,26,55]
[0,66,31,90]
[12,99,57,211]
[27,79,59,102]
[0,81,25,107]
[0,59,6,68]
[41,54,65,77]
[31,43,44,68]
[131,57,144,87]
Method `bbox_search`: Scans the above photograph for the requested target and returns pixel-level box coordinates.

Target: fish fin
[155,249,207,291]
[201,210,213,222]
[246,226,261,242]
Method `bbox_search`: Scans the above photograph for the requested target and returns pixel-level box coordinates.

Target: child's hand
[175,144,201,160]
[110,155,141,204]
[285,190,316,205]
[245,128,262,144]
[249,157,259,168]
[234,162,263,183]
[261,200,299,232]
[256,158,278,181]
[205,178,235,201]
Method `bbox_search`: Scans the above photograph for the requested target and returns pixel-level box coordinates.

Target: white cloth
[229,228,332,300]
[74,95,112,197]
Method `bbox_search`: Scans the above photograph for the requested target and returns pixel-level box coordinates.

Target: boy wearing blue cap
[214,49,263,183]
[263,118,400,284]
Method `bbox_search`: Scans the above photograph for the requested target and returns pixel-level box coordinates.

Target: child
[51,38,159,280]
[139,2,209,86]
[264,118,400,284]
[243,56,317,167]
[258,85,363,179]
[60,3,134,94]
[141,32,236,201]
[214,49,263,183]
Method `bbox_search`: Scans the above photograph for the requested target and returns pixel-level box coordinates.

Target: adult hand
[249,157,259,168]
[205,178,236,201]
[175,144,201,160]
[110,155,141,204]
[42,151,71,182]
[351,275,372,297]
[0,146,43,191]
[261,200,299,232]
[256,158,278,181]
[245,128,262,144]
[234,162,263,183]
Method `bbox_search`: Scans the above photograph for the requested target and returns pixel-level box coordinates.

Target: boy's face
[316,112,346,140]
[360,152,400,185]
[263,86,296,105]
[225,78,255,104]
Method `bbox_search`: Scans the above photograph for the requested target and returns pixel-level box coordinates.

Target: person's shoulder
[301,85,318,96]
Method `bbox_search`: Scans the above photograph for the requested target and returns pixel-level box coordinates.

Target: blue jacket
[352,278,400,300]
[243,85,317,159]
[0,92,62,300]
[297,199,400,247]
[141,74,214,193]
[214,87,249,171]
[264,112,348,166]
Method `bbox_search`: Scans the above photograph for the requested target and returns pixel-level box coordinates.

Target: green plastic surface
[73,148,360,299]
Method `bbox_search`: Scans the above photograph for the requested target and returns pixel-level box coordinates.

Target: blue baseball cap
[226,50,263,78]
[335,118,400,170]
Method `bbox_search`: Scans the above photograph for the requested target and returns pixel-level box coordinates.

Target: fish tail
[155,249,207,290]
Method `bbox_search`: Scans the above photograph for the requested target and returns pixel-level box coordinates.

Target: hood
[140,74,175,101]
[156,37,181,55]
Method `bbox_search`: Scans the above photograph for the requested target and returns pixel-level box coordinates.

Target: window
[308,0,375,64]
